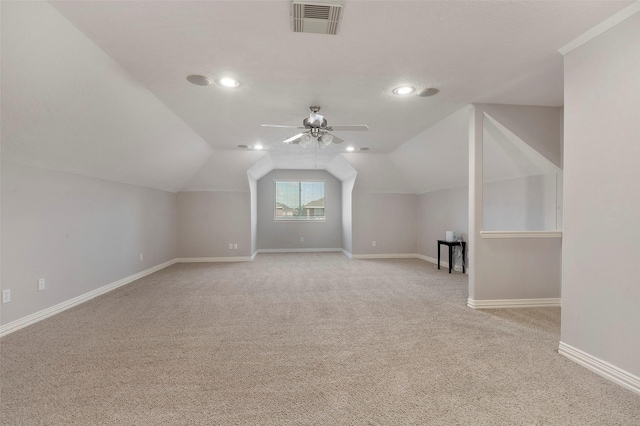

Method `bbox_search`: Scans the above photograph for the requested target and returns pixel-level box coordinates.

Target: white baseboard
[256,248,342,254]
[467,298,561,309]
[558,341,640,396]
[349,253,467,274]
[251,251,258,261]
[351,253,417,259]
[416,254,468,274]
[176,256,252,262]
[0,259,177,338]
[341,249,353,259]
[416,254,439,265]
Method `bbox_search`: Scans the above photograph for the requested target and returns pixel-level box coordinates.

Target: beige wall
[417,173,557,261]
[341,176,356,254]
[469,106,562,302]
[1,161,177,325]
[249,176,258,255]
[483,173,558,231]
[257,170,342,250]
[177,191,252,258]
[417,187,468,260]
[352,193,417,255]
[561,12,640,376]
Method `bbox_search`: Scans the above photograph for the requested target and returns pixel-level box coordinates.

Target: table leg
[462,244,466,274]
[448,245,453,273]
[437,242,441,269]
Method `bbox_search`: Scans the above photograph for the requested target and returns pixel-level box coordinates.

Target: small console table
[437,240,466,274]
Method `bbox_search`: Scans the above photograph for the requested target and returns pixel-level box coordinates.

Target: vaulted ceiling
[1,1,631,192]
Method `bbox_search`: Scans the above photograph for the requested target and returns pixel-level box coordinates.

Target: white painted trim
[351,253,417,259]
[256,248,342,254]
[467,298,561,309]
[558,2,640,55]
[176,256,252,262]
[415,254,437,264]
[0,259,177,337]
[558,341,640,396]
[341,249,353,258]
[480,231,562,239]
[348,253,468,273]
[272,219,326,223]
[416,254,469,274]
[251,251,258,261]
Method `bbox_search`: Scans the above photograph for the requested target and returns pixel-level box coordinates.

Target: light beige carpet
[1,253,638,425]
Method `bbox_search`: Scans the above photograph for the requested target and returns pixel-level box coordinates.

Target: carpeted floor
[1,253,638,425]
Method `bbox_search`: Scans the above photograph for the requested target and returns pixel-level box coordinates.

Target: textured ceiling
[2,1,632,192]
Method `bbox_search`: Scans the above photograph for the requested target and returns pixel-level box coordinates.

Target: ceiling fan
[262,106,368,148]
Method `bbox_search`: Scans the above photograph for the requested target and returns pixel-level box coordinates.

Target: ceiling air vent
[292,1,343,35]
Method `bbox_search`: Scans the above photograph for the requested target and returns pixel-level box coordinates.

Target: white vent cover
[292,1,343,35]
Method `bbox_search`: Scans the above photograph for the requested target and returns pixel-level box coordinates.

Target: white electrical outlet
[139,253,144,262]
[38,278,46,291]
[372,241,377,247]
[228,243,233,250]
[300,237,304,242]
[2,289,10,304]
[233,243,238,250]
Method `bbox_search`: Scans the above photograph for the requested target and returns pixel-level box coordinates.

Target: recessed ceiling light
[346,146,355,152]
[238,144,264,150]
[187,75,212,86]
[393,86,415,95]
[417,88,440,97]
[217,77,240,88]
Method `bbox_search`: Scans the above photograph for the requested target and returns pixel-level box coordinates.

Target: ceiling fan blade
[328,133,344,144]
[283,133,303,144]
[326,125,369,132]
[262,124,307,129]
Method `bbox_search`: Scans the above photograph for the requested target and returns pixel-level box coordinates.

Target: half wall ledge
[480,231,562,239]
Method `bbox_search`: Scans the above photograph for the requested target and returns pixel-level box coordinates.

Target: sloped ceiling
[182,150,266,192]
[1,2,212,193]
[345,154,413,194]
[389,106,471,194]
[483,114,560,184]
[2,1,632,193]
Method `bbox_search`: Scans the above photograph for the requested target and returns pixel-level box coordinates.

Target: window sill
[480,231,562,239]
[273,219,327,223]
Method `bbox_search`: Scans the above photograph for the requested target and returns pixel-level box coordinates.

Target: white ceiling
[483,114,560,184]
[2,1,632,193]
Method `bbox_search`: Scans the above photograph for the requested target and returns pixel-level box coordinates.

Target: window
[274,180,325,221]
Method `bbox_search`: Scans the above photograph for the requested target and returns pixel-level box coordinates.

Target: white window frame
[273,179,326,222]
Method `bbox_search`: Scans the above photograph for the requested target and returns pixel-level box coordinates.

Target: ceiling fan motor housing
[303,117,328,129]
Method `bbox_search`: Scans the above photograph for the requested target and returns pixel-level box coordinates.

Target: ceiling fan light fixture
[217,77,240,88]
[320,133,333,145]
[393,86,415,95]
[346,146,355,152]
[254,144,264,150]
[300,133,313,148]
